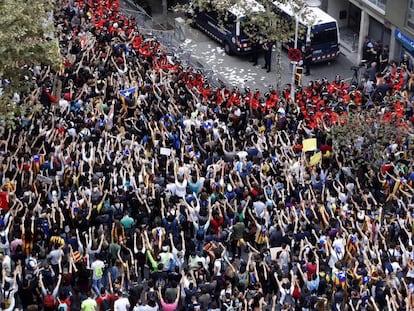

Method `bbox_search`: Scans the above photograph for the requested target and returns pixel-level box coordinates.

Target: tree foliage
[0,0,61,122]
[328,109,410,172]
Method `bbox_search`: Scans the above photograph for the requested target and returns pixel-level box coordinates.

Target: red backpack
[44,294,56,309]
[292,285,301,300]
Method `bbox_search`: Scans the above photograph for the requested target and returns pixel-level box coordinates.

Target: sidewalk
[339,27,359,63]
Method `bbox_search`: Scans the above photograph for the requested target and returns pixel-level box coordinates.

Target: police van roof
[228,0,265,18]
[273,1,337,26]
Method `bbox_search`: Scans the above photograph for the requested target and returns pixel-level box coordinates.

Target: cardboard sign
[160,147,171,156]
[302,138,317,152]
[36,174,53,185]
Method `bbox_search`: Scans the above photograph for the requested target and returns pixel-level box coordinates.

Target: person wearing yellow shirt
[81,291,97,311]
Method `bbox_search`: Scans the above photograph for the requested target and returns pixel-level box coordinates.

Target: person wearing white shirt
[328,237,345,269]
[169,232,186,272]
[114,291,130,311]
[90,256,105,297]
[133,300,159,311]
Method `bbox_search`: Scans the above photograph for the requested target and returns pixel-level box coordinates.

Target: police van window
[224,12,237,32]
[205,10,219,21]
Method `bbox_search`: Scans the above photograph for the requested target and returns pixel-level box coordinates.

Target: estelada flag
[334,271,347,289]
[73,251,83,262]
[119,87,138,110]
[0,192,9,211]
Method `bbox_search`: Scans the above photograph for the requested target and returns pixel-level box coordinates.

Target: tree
[0,0,61,125]
[241,0,304,91]
[177,0,309,91]
[328,108,411,174]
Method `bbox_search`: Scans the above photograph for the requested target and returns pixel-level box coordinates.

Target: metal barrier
[352,33,358,52]
[121,7,227,88]
[149,29,174,49]
[174,17,186,42]
[120,8,154,29]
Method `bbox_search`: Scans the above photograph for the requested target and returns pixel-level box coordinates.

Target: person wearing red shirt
[96,288,113,311]
[215,88,224,106]
[201,84,212,100]
[247,175,262,198]
[210,208,224,235]
[314,108,324,125]
[320,143,333,154]
[305,251,318,280]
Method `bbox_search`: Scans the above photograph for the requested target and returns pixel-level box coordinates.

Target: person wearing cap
[249,31,261,66]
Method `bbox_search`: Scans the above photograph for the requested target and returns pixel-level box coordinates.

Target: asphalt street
[120,0,358,92]
[176,26,358,92]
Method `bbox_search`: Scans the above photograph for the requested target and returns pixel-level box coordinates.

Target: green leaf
[0,0,61,122]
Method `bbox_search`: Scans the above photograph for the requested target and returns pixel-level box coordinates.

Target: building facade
[321,0,414,65]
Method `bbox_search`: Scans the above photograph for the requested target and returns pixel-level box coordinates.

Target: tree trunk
[274,41,282,91]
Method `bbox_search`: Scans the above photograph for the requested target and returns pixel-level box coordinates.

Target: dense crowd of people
[0,0,414,310]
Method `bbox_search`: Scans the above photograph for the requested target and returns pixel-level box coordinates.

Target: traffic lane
[302,54,356,85]
[180,26,290,90]
[180,25,356,91]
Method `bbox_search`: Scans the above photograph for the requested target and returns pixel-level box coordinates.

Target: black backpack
[199,201,208,217]
[147,290,158,303]
[112,202,124,220]
[100,297,111,311]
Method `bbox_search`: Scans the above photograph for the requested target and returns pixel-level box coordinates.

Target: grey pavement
[121,0,358,93]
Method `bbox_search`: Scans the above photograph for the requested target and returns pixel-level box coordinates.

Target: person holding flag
[119,86,138,117]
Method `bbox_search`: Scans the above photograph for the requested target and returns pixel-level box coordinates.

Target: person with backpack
[192,203,212,252]
[96,287,112,311]
[1,270,18,311]
[91,252,106,297]
[161,199,180,243]
[40,272,63,311]
[57,293,71,311]
[16,262,38,310]
[158,245,174,273]
[145,280,159,306]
